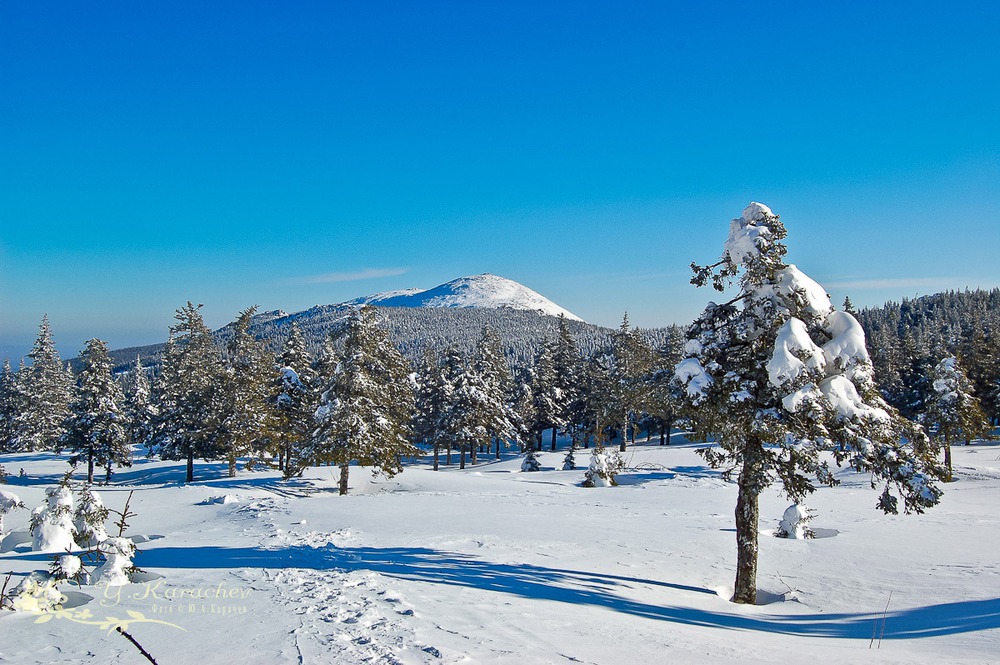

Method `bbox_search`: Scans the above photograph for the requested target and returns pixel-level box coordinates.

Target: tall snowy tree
[924,356,990,481]
[674,203,943,605]
[411,350,451,471]
[607,312,652,451]
[271,322,316,477]
[123,356,156,453]
[15,316,73,451]
[0,360,21,452]
[311,307,416,495]
[551,315,581,450]
[60,339,130,484]
[529,342,561,451]
[216,306,275,477]
[149,302,225,483]
[473,327,516,460]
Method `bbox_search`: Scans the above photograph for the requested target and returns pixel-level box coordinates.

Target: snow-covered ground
[2,437,998,664]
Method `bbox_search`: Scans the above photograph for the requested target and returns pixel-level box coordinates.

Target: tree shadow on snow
[134,544,1000,640]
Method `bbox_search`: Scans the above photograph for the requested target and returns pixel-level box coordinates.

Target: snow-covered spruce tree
[30,480,76,552]
[474,326,516,460]
[530,342,562,452]
[149,302,225,483]
[15,316,74,452]
[216,306,276,477]
[551,315,581,451]
[312,306,416,495]
[581,441,624,487]
[123,356,156,455]
[271,322,316,476]
[73,484,109,548]
[434,346,499,469]
[412,350,451,471]
[673,202,943,605]
[606,313,654,451]
[60,339,129,484]
[925,356,990,481]
[0,360,21,452]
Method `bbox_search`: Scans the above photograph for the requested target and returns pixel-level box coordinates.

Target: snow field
[1,440,998,663]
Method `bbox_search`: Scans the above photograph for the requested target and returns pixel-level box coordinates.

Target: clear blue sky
[2,1,998,361]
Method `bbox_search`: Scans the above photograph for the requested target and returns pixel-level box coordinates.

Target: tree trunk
[460,447,466,469]
[105,463,112,485]
[433,441,440,471]
[186,450,194,483]
[944,440,953,482]
[470,444,477,465]
[495,437,501,460]
[659,424,665,445]
[550,428,557,451]
[339,463,350,495]
[228,454,237,478]
[733,446,761,605]
[619,421,627,452]
[666,420,672,446]
[446,443,452,466]
[87,447,94,484]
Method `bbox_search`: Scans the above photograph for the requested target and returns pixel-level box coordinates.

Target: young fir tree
[924,356,990,481]
[272,322,316,477]
[216,306,275,477]
[311,307,416,495]
[60,339,130,484]
[73,484,110,548]
[15,316,74,451]
[674,202,943,605]
[149,302,225,483]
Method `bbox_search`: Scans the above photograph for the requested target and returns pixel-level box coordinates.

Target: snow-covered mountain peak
[352,273,583,321]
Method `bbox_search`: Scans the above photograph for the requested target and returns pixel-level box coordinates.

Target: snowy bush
[93,537,137,586]
[0,489,24,544]
[29,485,76,553]
[9,573,65,613]
[73,485,109,548]
[776,504,815,539]
[49,554,84,583]
[582,448,623,487]
[521,448,541,472]
[562,447,577,470]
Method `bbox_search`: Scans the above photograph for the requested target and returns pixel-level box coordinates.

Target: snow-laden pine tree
[217,306,275,477]
[0,360,21,452]
[925,356,990,481]
[60,339,129,484]
[30,482,76,552]
[607,313,653,451]
[312,307,416,495]
[551,315,581,450]
[412,350,451,471]
[73,484,109,548]
[530,342,561,451]
[15,316,74,451]
[123,356,156,454]
[272,322,316,477]
[474,326,516,460]
[674,202,943,605]
[150,302,225,483]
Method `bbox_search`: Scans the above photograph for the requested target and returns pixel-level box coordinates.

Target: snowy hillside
[349,274,584,322]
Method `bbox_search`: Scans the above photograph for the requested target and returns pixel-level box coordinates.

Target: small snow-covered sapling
[776,503,815,539]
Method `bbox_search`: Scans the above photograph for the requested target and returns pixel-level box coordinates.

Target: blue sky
[2,1,998,361]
